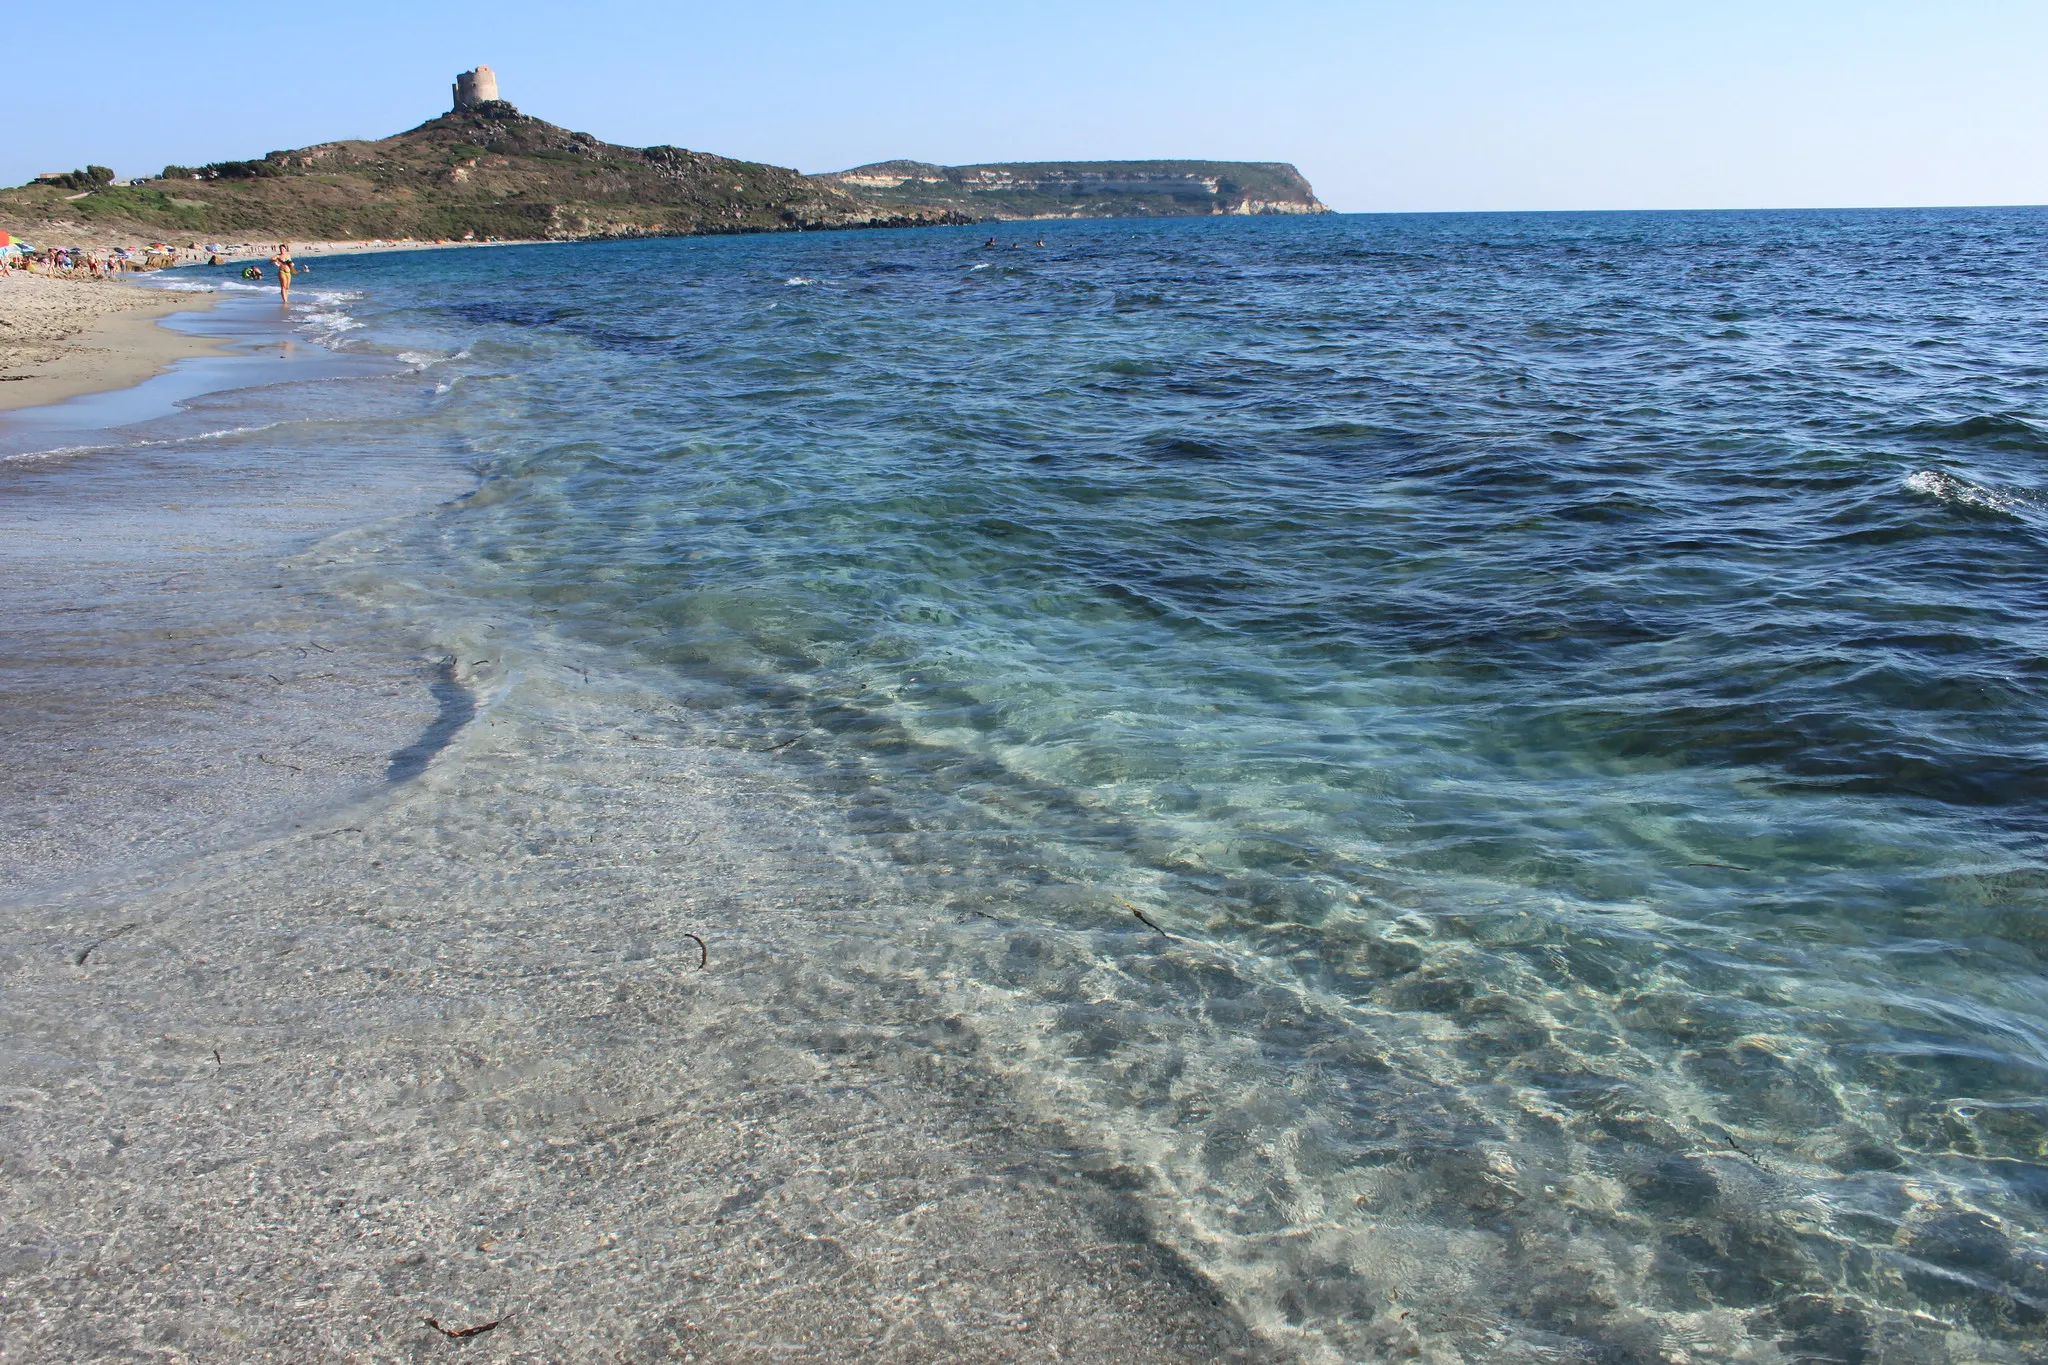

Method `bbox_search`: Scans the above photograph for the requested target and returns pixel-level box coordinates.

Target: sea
[4,210,2046,1364]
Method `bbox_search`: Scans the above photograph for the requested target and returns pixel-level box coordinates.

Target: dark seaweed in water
[384,658,475,782]
[232,210,2048,1364]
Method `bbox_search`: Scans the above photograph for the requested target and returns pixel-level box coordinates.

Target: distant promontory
[816,159,1329,219]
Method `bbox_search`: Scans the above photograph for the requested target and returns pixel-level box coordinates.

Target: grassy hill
[0,101,967,245]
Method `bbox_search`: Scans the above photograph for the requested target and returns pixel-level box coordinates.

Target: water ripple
[277,211,2048,1363]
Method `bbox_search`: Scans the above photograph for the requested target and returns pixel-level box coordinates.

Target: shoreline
[0,238,545,416]
[0,278,232,412]
[176,235,551,262]
[0,230,550,260]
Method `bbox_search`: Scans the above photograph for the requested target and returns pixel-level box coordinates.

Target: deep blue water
[156,211,2048,1360]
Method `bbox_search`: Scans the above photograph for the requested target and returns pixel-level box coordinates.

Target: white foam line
[3,423,288,464]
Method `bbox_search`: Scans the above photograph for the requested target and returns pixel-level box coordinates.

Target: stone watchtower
[452,66,500,111]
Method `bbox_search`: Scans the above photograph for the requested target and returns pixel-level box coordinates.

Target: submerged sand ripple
[0,715,1268,1363]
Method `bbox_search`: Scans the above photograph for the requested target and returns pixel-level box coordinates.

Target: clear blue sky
[6,0,2044,212]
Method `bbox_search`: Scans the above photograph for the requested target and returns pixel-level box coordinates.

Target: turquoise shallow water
[95,213,2048,1358]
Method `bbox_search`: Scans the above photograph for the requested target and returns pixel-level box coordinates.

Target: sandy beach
[0,273,229,411]
[0,227,545,261]
[0,237,542,411]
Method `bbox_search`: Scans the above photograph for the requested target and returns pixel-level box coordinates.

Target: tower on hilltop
[452,66,500,111]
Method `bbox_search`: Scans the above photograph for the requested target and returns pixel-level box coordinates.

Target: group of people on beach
[0,246,148,278]
[0,237,299,300]
[0,235,303,298]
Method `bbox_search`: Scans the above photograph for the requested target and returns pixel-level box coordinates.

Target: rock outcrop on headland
[811,159,1331,219]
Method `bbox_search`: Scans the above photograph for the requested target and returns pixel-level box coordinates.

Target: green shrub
[36,164,115,191]
[199,159,282,180]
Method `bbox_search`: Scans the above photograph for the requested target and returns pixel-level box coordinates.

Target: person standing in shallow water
[271,244,295,301]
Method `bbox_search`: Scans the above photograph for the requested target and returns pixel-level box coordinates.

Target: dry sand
[2,225,543,259]
[0,273,228,411]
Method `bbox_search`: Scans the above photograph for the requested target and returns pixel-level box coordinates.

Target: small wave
[285,294,366,348]
[297,309,364,333]
[1903,469,2026,517]
[1897,413,2048,453]
[400,346,474,369]
[2,441,120,463]
[179,425,276,443]
[969,263,993,272]
[3,424,281,464]
[784,276,817,287]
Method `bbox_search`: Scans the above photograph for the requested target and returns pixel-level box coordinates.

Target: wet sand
[0,274,230,411]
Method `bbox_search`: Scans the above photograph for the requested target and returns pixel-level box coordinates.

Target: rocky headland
[0,101,968,247]
[1,96,1328,246]
[814,159,1330,219]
